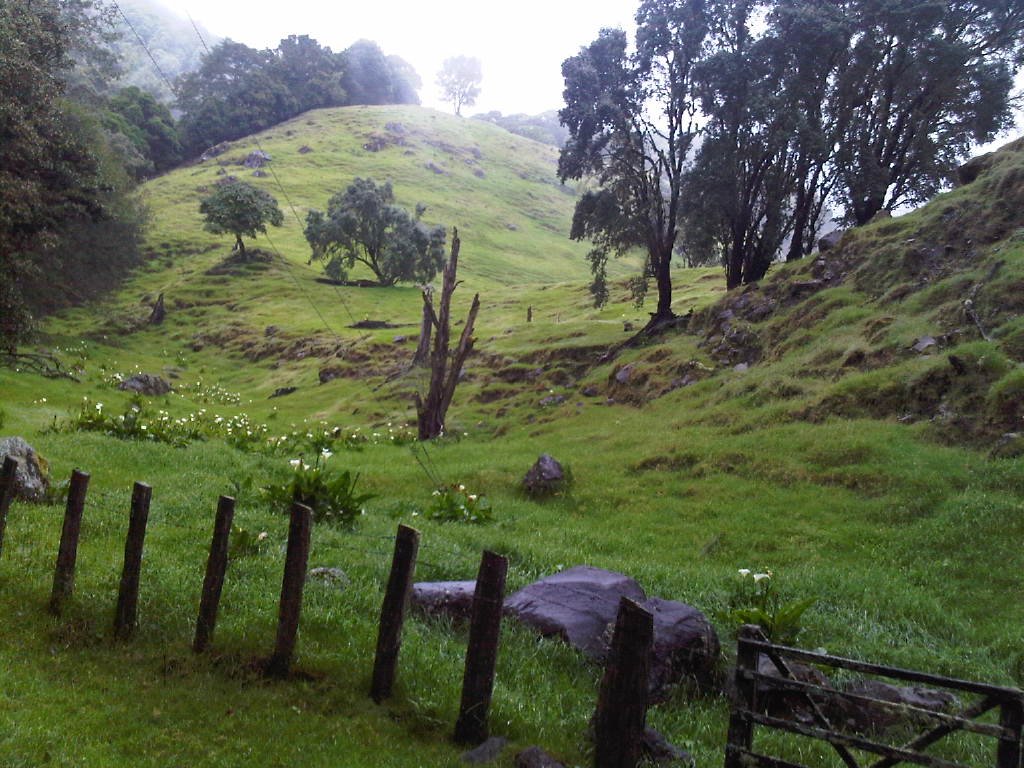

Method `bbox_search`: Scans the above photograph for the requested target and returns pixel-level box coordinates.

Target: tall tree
[686,0,801,288]
[1,0,144,350]
[833,0,1024,224]
[106,85,181,175]
[271,35,346,113]
[176,40,295,157]
[559,0,708,327]
[436,56,482,116]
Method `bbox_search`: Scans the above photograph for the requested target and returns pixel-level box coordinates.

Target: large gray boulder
[118,373,172,396]
[504,566,719,696]
[0,437,50,501]
[523,454,568,497]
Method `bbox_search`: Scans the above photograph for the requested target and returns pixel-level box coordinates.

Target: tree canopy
[437,56,482,116]
[563,0,1024,297]
[199,181,284,256]
[175,37,421,158]
[559,0,707,325]
[304,178,446,287]
[1,0,145,350]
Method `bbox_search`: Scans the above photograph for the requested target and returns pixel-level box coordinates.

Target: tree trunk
[726,241,744,291]
[235,234,245,256]
[647,245,675,327]
[413,286,433,366]
[415,229,479,440]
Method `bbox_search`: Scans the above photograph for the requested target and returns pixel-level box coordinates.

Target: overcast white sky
[157,0,1022,147]
[158,0,639,115]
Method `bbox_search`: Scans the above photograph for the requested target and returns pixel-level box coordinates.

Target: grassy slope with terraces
[0,107,1022,767]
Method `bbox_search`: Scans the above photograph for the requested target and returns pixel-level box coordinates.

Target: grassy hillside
[1,113,1022,767]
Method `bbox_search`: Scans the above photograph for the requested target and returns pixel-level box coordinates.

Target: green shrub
[263,453,375,526]
[425,483,492,524]
[717,568,815,645]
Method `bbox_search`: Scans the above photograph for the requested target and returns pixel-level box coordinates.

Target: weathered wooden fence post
[49,469,90,616]
[265,501,312,677]
[193,495,235,653]
[593,597,654,768]
[997,694,1024,768]
[113,481,152,639]
[724,624,762,768]
[371,523,421,703]
[0,455,17,558]
[454,550,508,745]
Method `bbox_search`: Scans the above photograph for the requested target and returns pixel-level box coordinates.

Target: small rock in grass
[309,567,349,590]
[460,736,507,764]
[523,454,568,497]
[118,373,172,396]
[515,746,565,767]
[411,581,476,621]
[0,437,50,501]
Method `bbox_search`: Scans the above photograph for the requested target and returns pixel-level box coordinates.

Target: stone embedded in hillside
[538,394,565,407]
[641,728,693,766]
[200,141,233,161]
[818,229,844,252]
[911,335,937,353]
[118,373,172,396]
[514,746,565,768]
[755,654,833,720]
[838,679,959,732]
[0,437,50,501]
[411,580,477,621]
[522,454,568,497]
[269,386,297,399]
[298,145,313,154]
[243,150,272,168]
[614,364,635,384]
[319,366,345,384]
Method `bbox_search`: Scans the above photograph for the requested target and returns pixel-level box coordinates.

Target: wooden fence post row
[0,455,18,558]
[266,501,312,678]
[113,481,152,639]
[454,550,509,746]
[193,495,235,653]
[371,523,421,703]
[593,597,655,768]
[49,469,90,616]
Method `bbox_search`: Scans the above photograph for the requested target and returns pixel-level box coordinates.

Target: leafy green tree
[437,56,482,116]
[271,35,346,113]
[199,181,284,257]
[559,0,708,326]
[106,86,181,175]
[176,40,296,157]
[1,0,143,350]
[304,178,445,287]
[832,0,1024,224]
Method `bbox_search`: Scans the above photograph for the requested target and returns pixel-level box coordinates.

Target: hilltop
[0,110,1022,767]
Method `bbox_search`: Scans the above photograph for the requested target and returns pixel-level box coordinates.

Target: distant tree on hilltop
[437,56,482,116]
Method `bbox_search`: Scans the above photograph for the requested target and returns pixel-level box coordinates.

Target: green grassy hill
[1,110,1022,767]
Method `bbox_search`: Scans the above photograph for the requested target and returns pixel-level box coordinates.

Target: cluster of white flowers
[738,568,772,582]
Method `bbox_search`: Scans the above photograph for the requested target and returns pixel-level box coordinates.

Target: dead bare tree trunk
[412,285,434,366]
[415,228,480,440]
